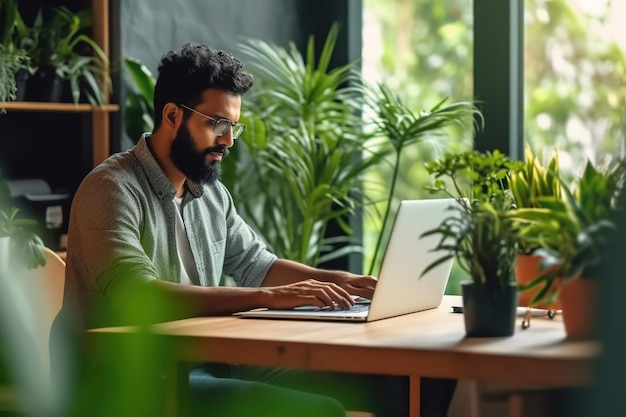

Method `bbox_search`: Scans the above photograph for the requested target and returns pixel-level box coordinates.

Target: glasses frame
[178,103,245,139]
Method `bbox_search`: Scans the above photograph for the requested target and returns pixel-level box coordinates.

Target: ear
[162,102,180,128]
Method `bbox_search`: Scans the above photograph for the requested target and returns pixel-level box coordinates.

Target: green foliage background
[363,0,474,293]
[362,0,626,294]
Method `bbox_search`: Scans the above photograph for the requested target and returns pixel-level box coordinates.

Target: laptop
[235,198,460,322]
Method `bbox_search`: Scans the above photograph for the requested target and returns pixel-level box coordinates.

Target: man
[55,43,455,417]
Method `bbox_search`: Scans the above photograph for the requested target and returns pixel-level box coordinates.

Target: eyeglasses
[178,103,245,139]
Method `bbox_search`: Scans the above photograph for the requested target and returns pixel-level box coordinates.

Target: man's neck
[145,133,186,197]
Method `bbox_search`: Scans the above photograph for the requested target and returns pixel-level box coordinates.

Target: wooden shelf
[2,0,114,167]
[0,102,119,112]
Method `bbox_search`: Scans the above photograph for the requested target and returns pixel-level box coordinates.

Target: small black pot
[14,68,30,101]
[461,281,518,337]
[26,65,64,102]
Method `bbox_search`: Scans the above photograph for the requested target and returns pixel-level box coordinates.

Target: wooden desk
[88,296,599,417]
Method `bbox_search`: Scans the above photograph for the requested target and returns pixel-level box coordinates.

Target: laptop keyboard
[292,303,370,313]
[335,303,369,313]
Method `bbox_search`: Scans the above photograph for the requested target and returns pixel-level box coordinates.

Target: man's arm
[126,259,377,324]
[261,258,377,304]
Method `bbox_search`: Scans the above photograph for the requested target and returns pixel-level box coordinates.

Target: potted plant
[510,157,626,339]
[0,0,30,109]
[508,146,563,313]
[28,6,110,104]
[421,149,523,337]
[0,175,46,273]
[123,56,155,142]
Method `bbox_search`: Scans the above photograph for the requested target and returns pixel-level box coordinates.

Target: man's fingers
[303,283,353,309]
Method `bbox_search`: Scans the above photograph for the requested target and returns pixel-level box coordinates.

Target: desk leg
[164,360,179,417]
[164,361,190,417]
[409,375,421,417]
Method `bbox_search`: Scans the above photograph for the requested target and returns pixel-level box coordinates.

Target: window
[362,0,474,291]
[361,0,626,292]
[524,0,626,181]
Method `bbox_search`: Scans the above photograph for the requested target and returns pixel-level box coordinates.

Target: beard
[170,122,229,185]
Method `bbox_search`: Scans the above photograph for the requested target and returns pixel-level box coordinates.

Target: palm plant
[233,23,386,265]
[363,86,481,274]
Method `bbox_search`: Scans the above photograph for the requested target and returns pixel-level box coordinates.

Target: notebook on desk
[235,198,460,322]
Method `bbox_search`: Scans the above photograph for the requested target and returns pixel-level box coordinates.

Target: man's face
[169,90,242,185]
[170,120,225,184]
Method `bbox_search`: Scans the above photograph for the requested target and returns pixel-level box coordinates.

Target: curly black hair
[153,43,254,128]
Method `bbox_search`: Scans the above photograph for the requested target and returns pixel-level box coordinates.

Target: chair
[0,247,66,416]
[467,381,553,417]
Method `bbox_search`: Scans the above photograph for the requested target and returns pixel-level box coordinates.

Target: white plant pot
[0,236,9,277]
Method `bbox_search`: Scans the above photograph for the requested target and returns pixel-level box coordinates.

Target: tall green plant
[364,85,481,275]
[233,23,387,266]
[123,57,155,141]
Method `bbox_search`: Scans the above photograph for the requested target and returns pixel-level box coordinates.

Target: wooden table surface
[89,295,599,417]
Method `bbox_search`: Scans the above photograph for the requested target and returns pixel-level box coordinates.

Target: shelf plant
[30,6,110,104]
[0,175,46,271]
[420,149,524,336]
[0,0,30,109]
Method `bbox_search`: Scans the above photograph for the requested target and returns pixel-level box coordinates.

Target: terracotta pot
[515,254,562,310]
[560,278,599,340]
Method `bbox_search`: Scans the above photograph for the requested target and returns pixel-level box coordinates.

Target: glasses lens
[232,124,245,139]
[214,119,231,136]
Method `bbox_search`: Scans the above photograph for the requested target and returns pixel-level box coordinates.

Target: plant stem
[368,148,402,276]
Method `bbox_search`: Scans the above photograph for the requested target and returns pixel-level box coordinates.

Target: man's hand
[329,271,377,300]
[261,259,378,310]
[263,279,355,310]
